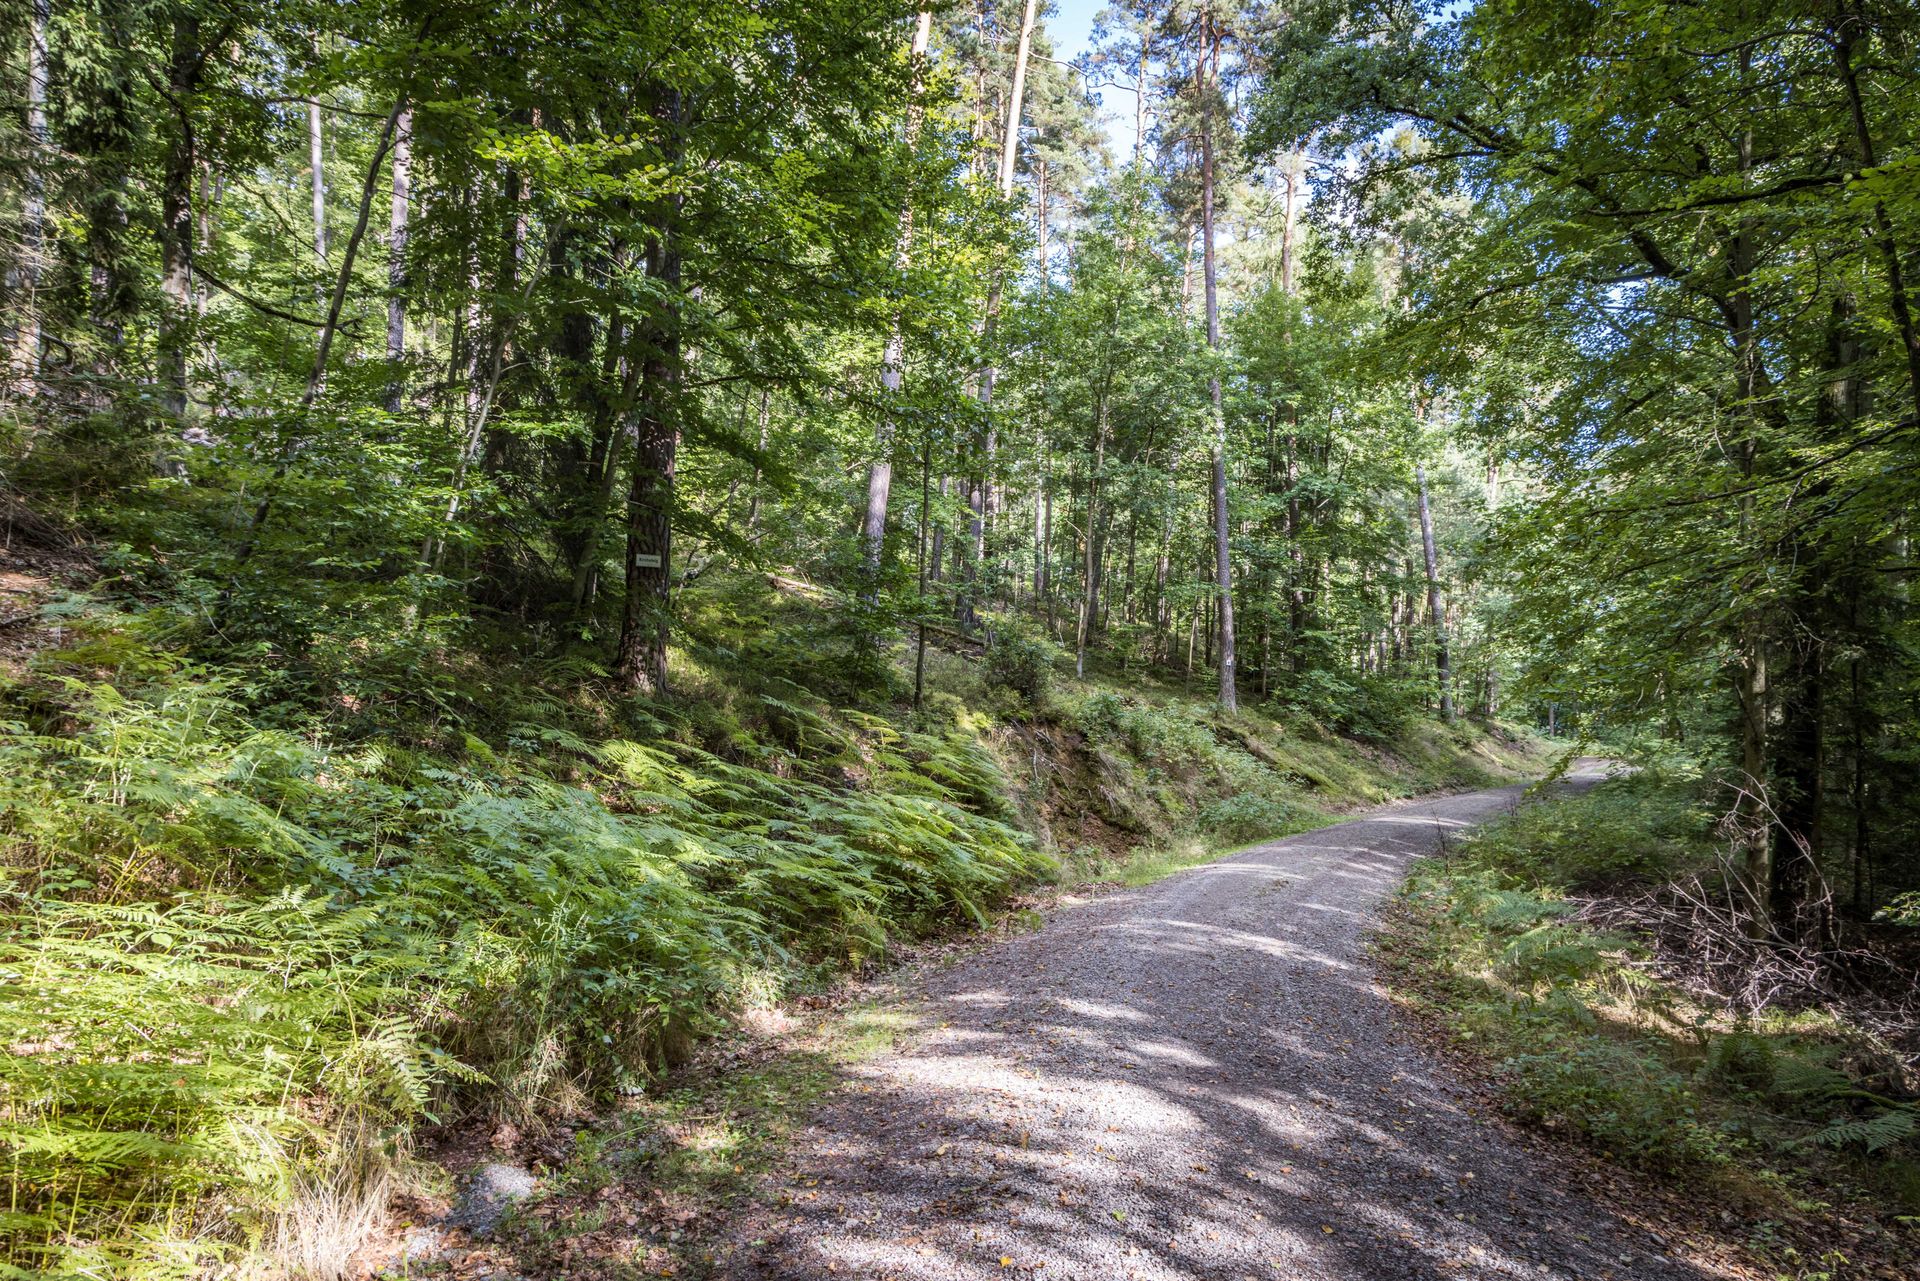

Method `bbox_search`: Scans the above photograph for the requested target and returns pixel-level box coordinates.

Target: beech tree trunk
[386,108,412,411]
[309,99,327,269]
[615,88,685,695]
[746,385,771,537]
[1075,391,1110,678]
[615,334,678,695]
[158,14,203,422]
[1416,463,1453,721]
[1831,16,1920,423]
[858,11,934,584]
[1737,633,1773,929]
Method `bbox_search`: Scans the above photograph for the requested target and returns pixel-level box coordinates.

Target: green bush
[1272,668,1419,742]
[1402,862,1731,1172]
[981,625,1058,709]
[1456,773,1710,890]
[1397,772,1915,1197]
[1196,793,1305,844]
[1069,692,1218,769]
[1875,889,1920,926]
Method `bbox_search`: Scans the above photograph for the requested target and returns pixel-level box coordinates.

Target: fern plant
[2,627,1046,1275]
[1773,1057,1920,1155]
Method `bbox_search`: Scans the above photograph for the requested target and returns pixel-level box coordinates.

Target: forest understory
[0,530,1546,1280]
[7,0,1920,1277]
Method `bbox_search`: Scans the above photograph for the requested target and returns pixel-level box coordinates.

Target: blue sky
[1043,0,1137,158]
[1047,0,1105,61]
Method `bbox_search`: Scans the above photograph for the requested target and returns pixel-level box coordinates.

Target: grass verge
[1377,771,1920,1281]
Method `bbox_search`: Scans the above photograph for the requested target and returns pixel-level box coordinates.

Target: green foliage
[1256,0,1920,928]
[1456,771,1713,891]
[0,893,456,1279]
[1496,1040,1725,1171]
[0,619,1041,1274]
[1272,666,1418,743]
[981,623,1059,710]
[1395,774,1920,1211]
[1773,1056,1920,1158]
[1401,856,1737,1172]
[1875,891,1920,927]
[1069,691,1220,771]
[1807,1110,1918,1156]
[1195,793,1307,845]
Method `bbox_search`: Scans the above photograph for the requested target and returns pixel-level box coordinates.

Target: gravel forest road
[725,763,1708,1281]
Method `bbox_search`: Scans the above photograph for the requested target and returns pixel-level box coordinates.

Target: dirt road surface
[726,763,1707,1281]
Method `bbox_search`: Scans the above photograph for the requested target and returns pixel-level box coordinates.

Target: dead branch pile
[1571,855,1920,1085]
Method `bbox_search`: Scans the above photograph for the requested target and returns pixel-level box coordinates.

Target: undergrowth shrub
[1271,668,1418,743]
[981,624,1057,710]
[1397,771,1918,1197]
[1399,860,1737,1172]
[1196,793,1306,844]
[1069,692,1219,769]
[1457,771,1712,890]
[0,620,1043,1276]
[1496,1039,1726,1169]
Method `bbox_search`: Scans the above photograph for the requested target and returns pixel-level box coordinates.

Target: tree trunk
[157,13,203,421]
[746,385,771,537]
[915,429,933,707]
[1199,4,1237,712]
[385,108,412,411]
[930,475,947,583]
[1737,637,1773,931]
[1773,632,1826,940]
[1031,159,1052,609]
[859,11,934,585]
[1416,462,1453,721]
[1849,652,1869,918]
[960,0,1039,629]
[996,0,1039,196]
[615,343,677,695]
[1075,393,1110,679]
[1831,15,1920,424]
[614,89,685,695]
[304,96,410,409]
[4,0,49,402]
[1278,153,1299,295]
[1133,32,1151,166]
[309,99,327,268]
[1771,292,1866,941]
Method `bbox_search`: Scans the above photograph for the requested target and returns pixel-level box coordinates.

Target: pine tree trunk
[960,0,1039,629]
[1199,4,1237,712]
[4,0,49,403]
